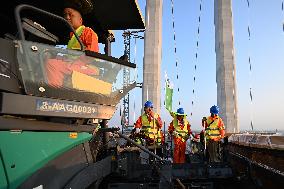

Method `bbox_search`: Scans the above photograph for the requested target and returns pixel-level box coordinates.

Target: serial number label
[36,99,98,115]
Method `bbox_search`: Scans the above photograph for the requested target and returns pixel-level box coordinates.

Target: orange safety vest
[67,25,99,51]
[67,25,86,50]
[205,116,225,140]
[141,113,162,145]
[173,117,189,142]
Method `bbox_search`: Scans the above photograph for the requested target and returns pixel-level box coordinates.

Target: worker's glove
[213,137,220,142]
[150,111,155,118]
[135,128,141,134]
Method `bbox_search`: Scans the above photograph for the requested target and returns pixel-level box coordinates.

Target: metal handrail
[15,4,84,51]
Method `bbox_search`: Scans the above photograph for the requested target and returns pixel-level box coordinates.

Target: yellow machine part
[72,71,112,95]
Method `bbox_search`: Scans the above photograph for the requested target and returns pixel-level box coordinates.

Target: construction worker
[189,133,204,163]
[168,108,192,164]
[46,1,100,87]
[202,105,225,163]
[134,101,164,147]
[63,3,99,52]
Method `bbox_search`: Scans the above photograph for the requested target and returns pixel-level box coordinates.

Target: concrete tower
[214,0,239,133]
[142,0,163,114]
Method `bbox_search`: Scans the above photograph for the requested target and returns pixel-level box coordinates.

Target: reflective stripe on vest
[141,113,162,144]
[67,25,85,50]
[205,116,221,139]
[173,117,189,142]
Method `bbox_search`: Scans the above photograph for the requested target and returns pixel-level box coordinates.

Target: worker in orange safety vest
[202,105,225,162]
[46,2,99,87]
[168,108,192,164]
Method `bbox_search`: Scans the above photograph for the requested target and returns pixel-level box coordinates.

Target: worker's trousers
[207,140,221,163]
[173,140,186,163]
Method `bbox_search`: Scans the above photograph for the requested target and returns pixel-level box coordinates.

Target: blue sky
[108,0,284,132]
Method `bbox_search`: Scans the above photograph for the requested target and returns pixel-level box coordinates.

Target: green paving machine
[0,0,144,188]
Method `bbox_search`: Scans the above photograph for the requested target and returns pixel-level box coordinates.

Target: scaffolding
[121,30,144,132]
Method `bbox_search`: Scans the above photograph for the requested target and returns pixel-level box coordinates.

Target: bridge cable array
[170,0,181,106]
[190,0,203,117]
[133,37,138,124]
[246,0,254,131]
[282,0,284,32]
